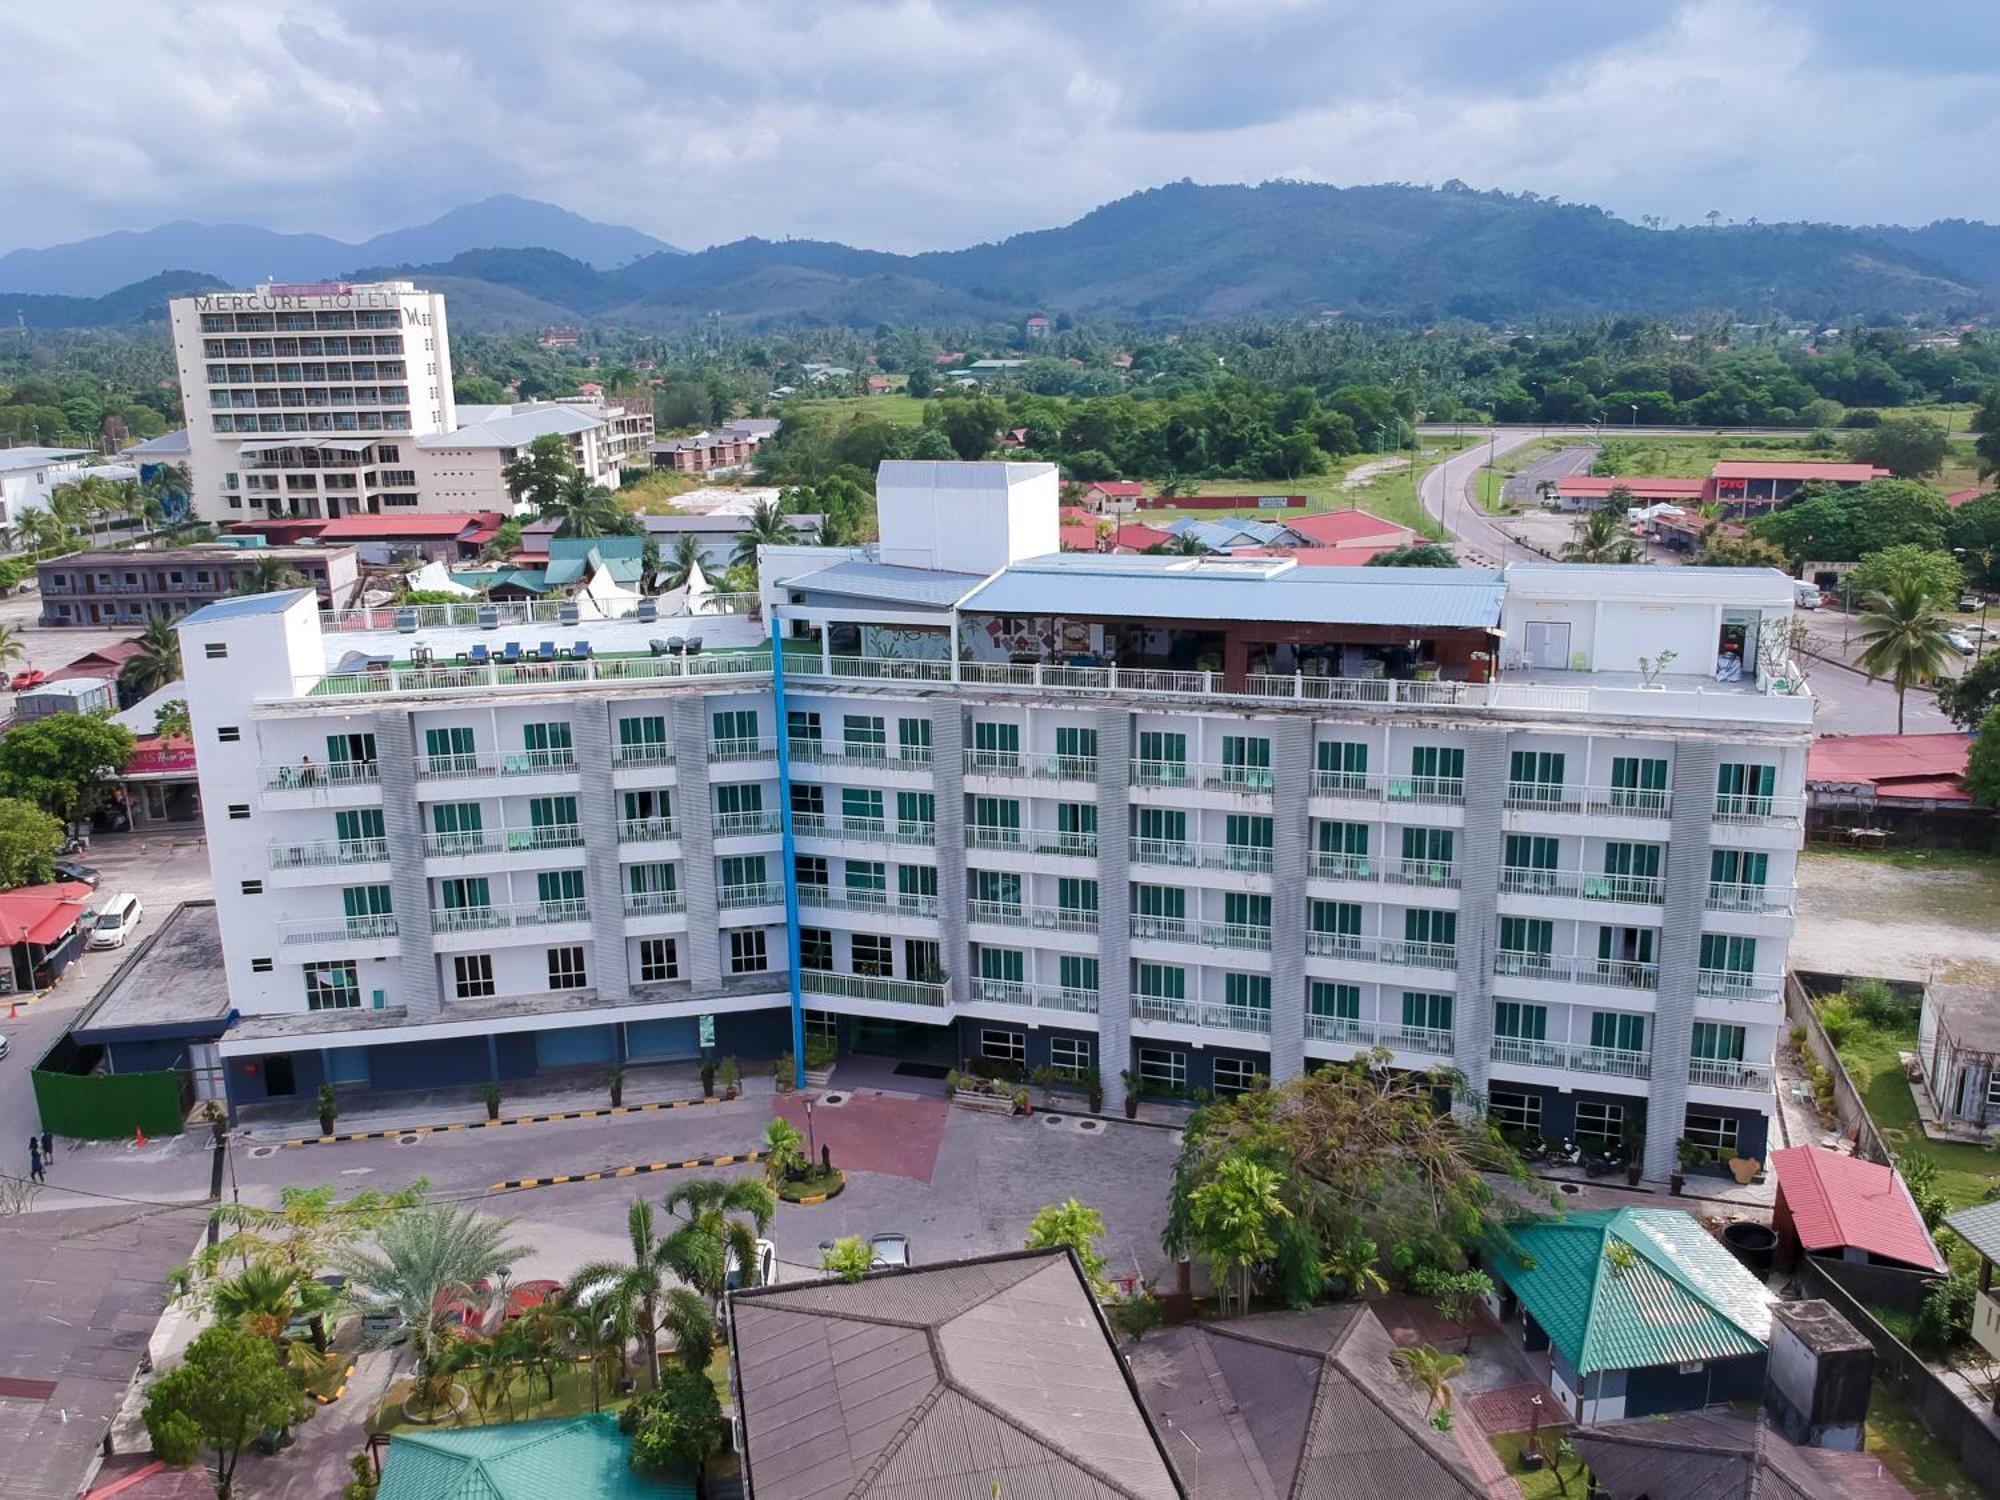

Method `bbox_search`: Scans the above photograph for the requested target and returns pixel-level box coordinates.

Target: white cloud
[0,0,1995,252]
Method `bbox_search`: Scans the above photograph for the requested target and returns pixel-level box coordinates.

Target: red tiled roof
[1556,476,1707,499]
[1876,776,1972,804]
[1115,523,1175,551]
[0,881,97,947]
[314,512,500,539]
[1770,1147,1946,1272]
[1084,480,1148,498]
[1808,733,1969,789]
[1710,461,1889,482]
[1283,508,1413,546]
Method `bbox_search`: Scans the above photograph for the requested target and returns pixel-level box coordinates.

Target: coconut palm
[1856,575,1959,735]
[541,471,630,539]
[657,533,704,591]
[211,1262,307,1343]
[335,1205,522,1381]
[762,1116,806,1190]
[232,554,308,595]
[119,617,182,697]
[1559,506,1642,564]
[0,625,25,674]
[565,1199,683,1387]
[14,508,70,556]
[660,1177,776,1308]
[143,461,192,523]
[1390,1343,1467,1417]
[731,496,794,569]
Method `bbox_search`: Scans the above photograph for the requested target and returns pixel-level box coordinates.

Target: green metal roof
[377,1414,693,1500]
[545,537,645,586]
[448,568,553,595]
[1486,1209,1774,1376]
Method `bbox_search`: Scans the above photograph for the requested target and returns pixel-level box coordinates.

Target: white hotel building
[168,281,455,522]
[178,462,1808,1180]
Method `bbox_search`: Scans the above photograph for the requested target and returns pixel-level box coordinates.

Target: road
[1419,428,1551,565]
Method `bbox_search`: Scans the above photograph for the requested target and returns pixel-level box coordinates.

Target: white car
[87,893,143,950]
[868,1233,911,1269]
[726,1238,778,1291]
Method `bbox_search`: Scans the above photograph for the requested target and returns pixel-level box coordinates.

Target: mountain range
[6,182,2000,332]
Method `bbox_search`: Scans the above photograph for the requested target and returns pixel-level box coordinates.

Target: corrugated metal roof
[1771,1148,1947,1272]
[1488,1209,1773,1376]
[963,556,1505,627]
[1944,1200,2000,1265]
[784,559,987,609]
[179,588,314,625]
[378,1414,693,1500]
[1573,1411,1920,1500]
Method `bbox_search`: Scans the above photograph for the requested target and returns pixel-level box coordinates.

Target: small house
[1484,1208,1775,1424]
[1915,984,2000,1132]
[376,1413,692,1500]
[1942,1202,2000,1377]
[1769,1146,1945,1273]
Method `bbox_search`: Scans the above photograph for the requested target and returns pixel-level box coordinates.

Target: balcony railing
[1126,838,1274,874]
[413,749,578,780]
[1494,950,1658,990]
[279,913,398,946]
[1490,1036,1569,1069]
[1383,1025,1456,1057]
[1301,933,1458,971]
[800,970,948,1008]
[267,836,388,869]
[1306,1014,1374,1045]
[1704,882,1795,915]
[1688,1058,1773,1091]
[616,816,678,844]
[788,740,933,770]
[709,737,777,763]
[1379,939,1459,971]
[1200,921,1274,952]
[622,890,685,917]
[962,749,1098,781]
[1500,868,1665,905]
[1713,793,1804,825]
[1696,969,1784,1002]
[1387,860,1459,890]
[421,829,506,858]
[797,887,939,919]
[1132,913,1193,943]
[794,814,937,847]
[1200,763,1276,794]
[1569,1045,1654,1080]
[713,809,782,838]
[1504,783,1673,819]
[263,760,380,791]
[430,899,591,933]
[1131,759,1194,789]
[1134,996,1272,1034]
[611,743,676,768]
[717,883,785,910]
[965,978,1100,1014]
[1308,851,1375,883]
[1310,769,1384,800]
[504,825,585,853]
[1385,776,1466,806]
[967,900,1100,935]
[1030,830,1099,858]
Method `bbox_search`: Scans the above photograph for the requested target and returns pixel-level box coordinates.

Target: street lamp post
[803,1096,817,1169]
[1629,403,1640,430]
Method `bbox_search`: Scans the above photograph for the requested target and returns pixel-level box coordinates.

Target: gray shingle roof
[1572,1410,1917,1500]
[730,1250,1181,1500]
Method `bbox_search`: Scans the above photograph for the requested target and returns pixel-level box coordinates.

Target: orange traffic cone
[134,1127,148,1148]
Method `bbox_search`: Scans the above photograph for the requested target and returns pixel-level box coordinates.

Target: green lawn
[780,393,929,428]
[1817,1007,1999,1206]
[370,1360,629,1437]
[1591,431,1985,494]
[1866,1379,1985,1498]
[1483,1431,1580,1499]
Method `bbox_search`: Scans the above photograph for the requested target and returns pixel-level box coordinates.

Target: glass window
[1225,814,1274,849]
[1710,849,1769,887]
[1589,1011,1647,1053]
[1494,1002,1547,1040]
[1610,755,1669,811]
[1505,834,1558,872]
[1574,1100,1625,1148]
[342,885,393,919]
[1401,991,1453,1032]
[1683,1111,1740,1154]
[972,721,1020,767]
[1224,973,1271,1011]
[1488,1089,1542,1134]
[1220,735,1272,788]
[1057,801,1097,836]
[453,954,495,999]
[1716,762,1777,815]
[1136,963,1186,999]
[898,864,937,899]
[852,934,894,976]
[1059,955,1099,994]
[978,947,1025,982]
[729,930,768,973]
[716,782,765,816]
[971,870,1020,906]
[536,869,584,906]
[638,939,679,983]
[1700,934,1758,974]
[1691,1022,1747,1062]
[1404,908,1456,947]
[1310,900,1362,936]
[1509,750,1565,798]
[522,721,572,762]
[1224,892,1271,928]
[843,714,886,755]
[1212,1057,1261,1095]
[1049,1036,1093,1078]
[547,946,588,990]
[1316,740,1368,786]
[841,787,883,824]
[1309,981,1360,1019]
[712,709,759,746]
[844,860,886,893]
[896,791,934,828]
[304,960,359,1011]
[1134,807,1185,842]
[981,1029,1026,1065]
[423,725,474,771]
[1402,827,1453,865]
[1138,1047,1186,1092]
[1603,842,1662,880]
[438,877,489,911]
[527,795,577,829]
[1319,821,1369,854]
[786,710,821,749]
[1138,730,1186,766]
[619,714,667,750]
[798,927,832,971]
[1058,877,1099,914]
[971,796,1019,831]
[1408,745,1465,786]
[1499,917,1553,955]
[795,854,828,889]
[1134,885,1185,919]
[790,782,825,819]
[1055,725,1097,765]
[897,717,932,759]
[336,808,385,842]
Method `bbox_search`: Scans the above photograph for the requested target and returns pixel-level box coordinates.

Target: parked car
[1949,630,1976,656]
[8,669,43,691]
[726,1238,778,1291]
[87,892,144,949]
[1960,596,1982,612]
[868,1233,911,1270]
[53,859,99,888]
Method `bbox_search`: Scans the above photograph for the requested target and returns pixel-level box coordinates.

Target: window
[721,854,769,890]
[1058,878,1099,917]
[227,804,250,820]
[729,930,768,974]
[1691,1022,1747,1062]
[1494,1002,1547,1040]
[618,715,668,755]
[342,885,392,921]
[980,1029,1026,1065]
[970,796,1020,834]
[790,782,825,819]
[521,721,572,765]
[978,948,1025,983]
[716,782,765,816]
[1683,1111,1740,1155]
[1309,981,1360,1019]
[1138,1048,1187,1093]
[304,961,360,1011]
[1508,750,1566,801]
[638,939,679,983]
[852,934,894,977]
[1488,1089,1542,1134]
[250,957,274,974]
[1603,842,1662,894]
[1700,934,1758,975]
[1213,1057,1261,1095]
[1589,1011,1647,1054]
[1403,745,1465,797]
[794,854,828,889]
[1710,849,1769,887]
[712,709,759,748]
[1404,908,1456,948]
[536,870,585,909]
[842,787,884,825]
[896,791,935,831]
[547,946,588,990]
[337,809,385,842]
[1225,814,1273,850]
[972,720,1020,768]
[1574,1100,1626,1148]
[622,789,669,824]
[453,954,495,999]
[1134,807,1185,844]
[1610,755,1669,812]
[905,939,942,983]
[241,879,263,895]
[897,717,932,760]
[1320,821,1369,854]
[845,859,886,895]
[898,864,937,900]
[1220,735,1273,788]
[1317,739,1368,789]
[1049,1036,1094,1078]
[1134,885,1185,926]
[1054,725,1097,768]
[1310,900,1362,939]
[1499,917,1553,956]
[217,726,241,743]
[1224,892,1270,929]
[803,1010,838,1043]
[798,927,833,971]
[1136,962,1186,1000]
[423,726,474,771]
[1059,954,1099,995]
[1056,801,1096,841]
[841,714,886,757]
[203,642,228,659]
[1716,762,1777,816]
[1401,991,1453,1033]
[1136,730,1187,782]
[1224,973,1271,1011]
[786,710,821,751]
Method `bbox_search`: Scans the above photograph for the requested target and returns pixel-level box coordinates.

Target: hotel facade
[179,462,1808,1180]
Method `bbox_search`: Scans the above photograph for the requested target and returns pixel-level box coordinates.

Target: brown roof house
[1126,1304,1485,1499]
[728,1248,1183,1500]
[1573,1410,1916,1500]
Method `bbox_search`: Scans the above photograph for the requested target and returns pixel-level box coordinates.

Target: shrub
[821,1236,874,1283]
[1848,979,1903,1028]
[1914,1269,1976,1354]
[1899,1152,1949,1229]
[624,1364,723,1475]
[1106,1292,1162,1343]
[1817,996,1857,1047]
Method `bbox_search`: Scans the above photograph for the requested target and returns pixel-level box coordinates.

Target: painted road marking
[490,1149,765,1193]
[279,1096,723,1148]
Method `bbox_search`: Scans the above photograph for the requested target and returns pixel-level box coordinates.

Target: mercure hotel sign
[192,284,402,311]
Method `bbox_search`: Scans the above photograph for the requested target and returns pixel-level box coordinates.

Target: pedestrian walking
[39,1130,52,1165]
[28,1139,44,1184]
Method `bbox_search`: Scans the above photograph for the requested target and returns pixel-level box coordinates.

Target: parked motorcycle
[1584,1146,1628,1178]
[1543,1136,1583,1168]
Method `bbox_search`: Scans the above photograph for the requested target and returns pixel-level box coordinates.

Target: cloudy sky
[5,0,1997,253]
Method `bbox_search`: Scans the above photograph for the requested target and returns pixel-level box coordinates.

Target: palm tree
[656,1286,717,1375]
[233,554,307,595]
[1856,575,1958,734]
[731,496,793,570]
[120,617,182,697]
[14,508,70,556]
[0,625,25,675]
[660,1177,776,1308]
[1560,506,1642,564]
[565,1200,681,1387]
[211,1262,306,1343]
[143,462,191,525]
[762,1117,806,1191]
[1390,1343,1467,1417]
[335,1204,522,1383]
[541,472,629,539]
[657,533,704,591]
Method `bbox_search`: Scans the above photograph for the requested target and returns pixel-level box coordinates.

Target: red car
[8,670,43,691]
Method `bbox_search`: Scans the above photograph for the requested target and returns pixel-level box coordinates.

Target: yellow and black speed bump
[491,1148,763,1193]
[280,1096,722,1148]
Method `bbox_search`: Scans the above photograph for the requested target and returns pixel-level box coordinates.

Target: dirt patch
[1794,849,2000,984]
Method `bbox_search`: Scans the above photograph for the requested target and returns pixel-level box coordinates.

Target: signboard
[699,1014,716,1049]
[126,741,198,777]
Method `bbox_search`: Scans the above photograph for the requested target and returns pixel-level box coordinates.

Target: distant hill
[0,195,681,296]
[7,182,1999,329]
[0,269,228,329]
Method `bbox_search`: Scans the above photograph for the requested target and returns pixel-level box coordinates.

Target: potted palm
[478,1082,503,1122]
[1120,1069,1142,1120]
[316,1084,339,1138]
[605,1064,626,1109]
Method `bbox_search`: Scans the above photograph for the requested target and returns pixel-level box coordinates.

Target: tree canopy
[0,797,64,886]
[1847,545,1965,607]
[0,714,136,823]
[1752,479,1952,561]
[144,1324,304,1499]
[1965,706,2000,807]
[1843,415,1949,478]
[1367,542,1458,568]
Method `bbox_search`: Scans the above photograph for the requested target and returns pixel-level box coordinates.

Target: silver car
[868,1233,911,1269]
